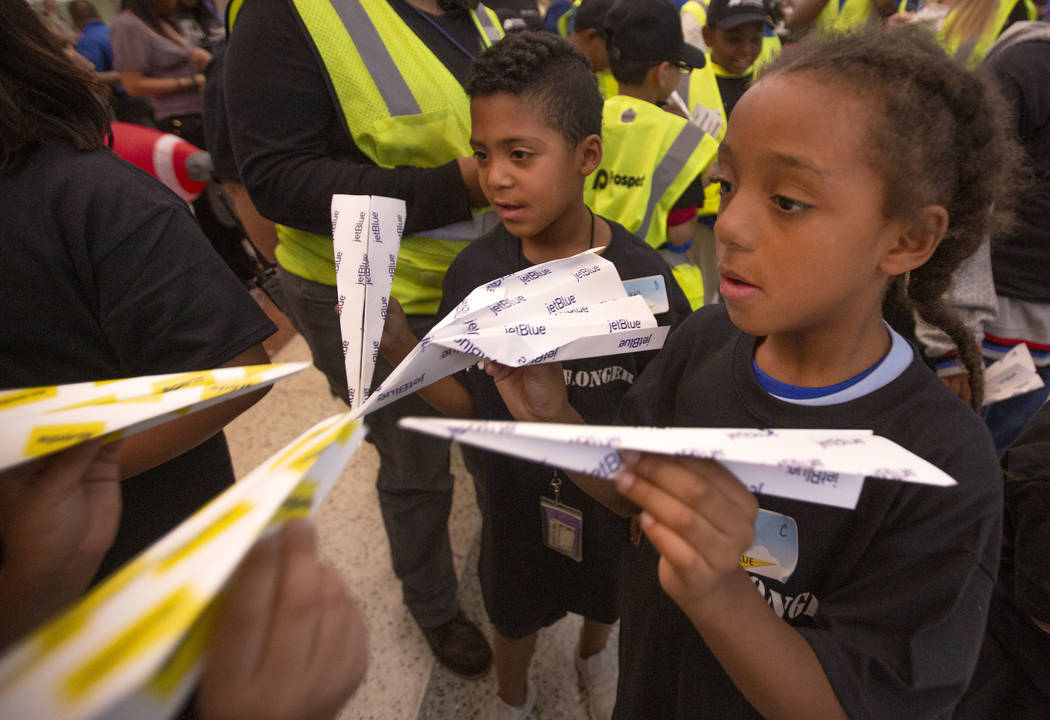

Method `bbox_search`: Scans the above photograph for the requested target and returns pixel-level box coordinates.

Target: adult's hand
[0,440,123,650]
[198,520,368,720]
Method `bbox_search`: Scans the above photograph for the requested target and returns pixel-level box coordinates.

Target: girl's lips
[720,274,758,302]
[494,202,524,221]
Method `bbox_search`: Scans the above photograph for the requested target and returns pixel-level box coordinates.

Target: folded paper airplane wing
[0,412,366,720]
[0,363,309,472]
[349,248,669,419]
[397,418,956,510]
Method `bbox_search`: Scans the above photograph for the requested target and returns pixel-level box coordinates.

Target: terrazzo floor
[224,333,610,719]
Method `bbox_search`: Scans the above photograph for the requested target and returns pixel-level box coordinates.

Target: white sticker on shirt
[740,509,798,583]
[622,275,669,315]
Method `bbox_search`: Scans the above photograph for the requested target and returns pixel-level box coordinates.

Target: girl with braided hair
[487,25,1020,719]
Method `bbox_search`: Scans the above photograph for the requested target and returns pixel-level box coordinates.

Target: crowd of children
[4,0,1050,719]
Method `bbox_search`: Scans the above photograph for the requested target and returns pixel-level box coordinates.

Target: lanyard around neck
[403,2,480,61]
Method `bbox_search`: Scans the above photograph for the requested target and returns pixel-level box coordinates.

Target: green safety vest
[675,61,725,219]
[936,0,1036,68]
[232,0,502,316]
[679,0,782,72]
[584,96,716,307]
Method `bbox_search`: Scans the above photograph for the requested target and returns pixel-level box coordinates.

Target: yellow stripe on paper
[63,587,205,703]
[157,502,253,573]
[151,371,216,395]
[23,422,107,457]
[53,393,166,412]
[145,601,219,698]
[0,386,57,411]
[199,379,259,402]
[269,480,318,525]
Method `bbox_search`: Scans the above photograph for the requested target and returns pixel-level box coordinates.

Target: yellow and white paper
[0,412,366,720]
[0,363,309,472]
[332,194,404,413]
[350,247,669,419]
[982,343,1046,406]
[398,419,957,509]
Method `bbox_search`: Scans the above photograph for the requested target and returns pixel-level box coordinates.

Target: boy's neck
[617,83,665,106]
[753,307,893,388]
[520,202,609,265]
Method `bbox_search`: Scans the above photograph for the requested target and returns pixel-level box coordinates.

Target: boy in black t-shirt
[380,31,691,720]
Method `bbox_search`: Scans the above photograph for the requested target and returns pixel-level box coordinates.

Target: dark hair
[0,0,111,170]
[123,0,171,33]
[607,55,657,86]
[760,27,1023,409]
[465,31,602,146]
[68,0,102,28]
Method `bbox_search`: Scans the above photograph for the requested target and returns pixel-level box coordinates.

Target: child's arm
[379,297,476,419]
[486,360,639,516]
[615,453,849,720]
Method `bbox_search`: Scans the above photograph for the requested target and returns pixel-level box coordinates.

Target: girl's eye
[773,195,809,213]
[511,150,531,160]
[715,178,734,195]
[472,150,487,162]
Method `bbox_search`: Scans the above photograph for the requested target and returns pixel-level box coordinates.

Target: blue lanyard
[404,2,480,61]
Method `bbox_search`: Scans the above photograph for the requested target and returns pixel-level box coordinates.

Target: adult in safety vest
[583,0,718,309]
[224,0,500,678]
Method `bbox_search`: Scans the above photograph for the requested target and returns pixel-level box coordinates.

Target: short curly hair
[465,31,602,146]
[759,26,1024,409]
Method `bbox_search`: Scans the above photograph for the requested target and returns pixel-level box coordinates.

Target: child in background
[488,26,1016,718]
[582,0,717,309]
[566,0,619,100]
[380,31,691,720]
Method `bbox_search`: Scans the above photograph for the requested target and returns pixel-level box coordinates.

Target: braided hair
[466,31,603,146]
[759,26,1023,409]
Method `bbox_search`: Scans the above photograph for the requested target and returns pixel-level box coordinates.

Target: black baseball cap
[573,0,617,34]
[706,0,770,29]
[604,0,707,70]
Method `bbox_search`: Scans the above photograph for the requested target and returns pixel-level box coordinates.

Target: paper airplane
[397,418,957,510]
[347,245,669,419]
[332,194,404,413]
[0,412,366,720]
[0,363,309,472]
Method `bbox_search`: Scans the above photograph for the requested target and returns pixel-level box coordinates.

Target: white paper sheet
[397,418,957,509]
[349,248,669,419]
[0,363,309,472]
[982,343,1046,406]
[0,412,367,720]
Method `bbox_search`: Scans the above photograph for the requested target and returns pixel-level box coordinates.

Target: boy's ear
[578,133,603,176]
[880,204,949,275]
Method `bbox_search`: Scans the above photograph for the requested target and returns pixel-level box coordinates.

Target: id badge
[540,471,583,561]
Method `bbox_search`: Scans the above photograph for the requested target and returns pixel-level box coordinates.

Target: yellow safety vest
[939,0,1036,68]
[584,96,716,306]
[661,246,705,310]
[557,0,583,36]
[596,67,619,101]
[675,62,725,219]
[233,0,503,316]
[679,0,782,72]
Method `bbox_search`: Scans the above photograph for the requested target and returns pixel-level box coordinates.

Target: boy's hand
[198,520,368,720]
[616,453,758,614]
[487,360,580,424]
[379,296,418,366]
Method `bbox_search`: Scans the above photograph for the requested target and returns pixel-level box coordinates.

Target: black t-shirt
[436,219,692,633]
[613,306,1003,720]
[224,0,481,237]
[0,141,276,575]
[986,37,1050,302]
[716,73,751,120]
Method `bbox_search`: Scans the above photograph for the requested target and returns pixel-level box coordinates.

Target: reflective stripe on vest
[278,0,502,314]
[584,97,716,249]
[678,62,725,218]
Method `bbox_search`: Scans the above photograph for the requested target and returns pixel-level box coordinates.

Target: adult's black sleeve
[223,0,473,237]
